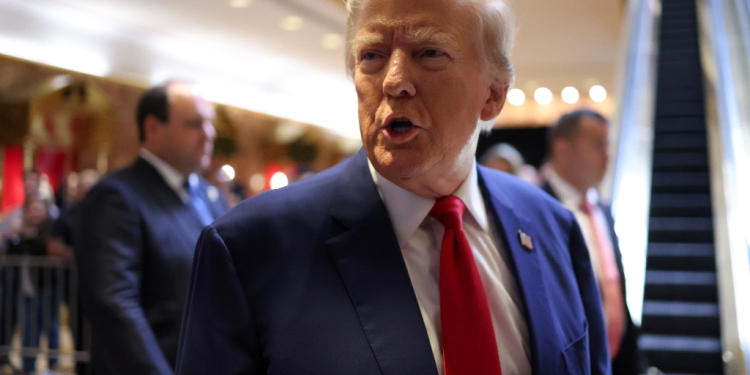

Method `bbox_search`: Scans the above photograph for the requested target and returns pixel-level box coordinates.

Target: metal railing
[1,255,90,373]
[697,0,750,372]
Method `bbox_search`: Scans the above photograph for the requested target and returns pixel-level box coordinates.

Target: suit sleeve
[75,184,173,375]
[175,225,263,375]
[568,215,612,375]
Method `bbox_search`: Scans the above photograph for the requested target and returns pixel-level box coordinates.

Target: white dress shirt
[546,169,614,285]
[368,160,531,375]
[140,148,190,203]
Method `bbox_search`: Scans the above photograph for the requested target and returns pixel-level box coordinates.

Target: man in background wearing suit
[542,109,647,375]
[176,0,610,374]
[76,81,227,375]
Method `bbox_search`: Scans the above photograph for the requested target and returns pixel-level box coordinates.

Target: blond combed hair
[344,0,516,88]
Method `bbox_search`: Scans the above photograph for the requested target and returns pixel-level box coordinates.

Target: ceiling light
[589,85,607,102]
[280,16,303,32]
[228,0,251,8]
[321,33,344,50]
[534,87,553,105]
[507,88,525,106]
[270,172,289,189]
[221,164,236,180]
[561,86,579,104]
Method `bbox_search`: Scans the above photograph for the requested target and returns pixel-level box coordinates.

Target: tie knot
[579,200,594,214]
[429,195,465,230]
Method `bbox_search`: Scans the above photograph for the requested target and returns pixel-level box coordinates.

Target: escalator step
[649,217,713,242]
[649,217,713,231]
[653,116,705,132]
[651,172,710,194]
[657,76,702,89]
[653,133,706,150]
[659,39,699,53]
[644,271,717,301]
[641,301,720,336]
[648,243,714,256]
[655,102,705,117]
[647,242,715,271]
[639,334,722,373]
[659,50,701,64]
[661,17,698,30]
[650,193,711,216]
[652,152,708,171]
[660,28,698,39]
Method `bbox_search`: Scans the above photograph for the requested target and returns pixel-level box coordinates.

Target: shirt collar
[546,168,599,208]
[368,159,490,247]
[139,148,190,199]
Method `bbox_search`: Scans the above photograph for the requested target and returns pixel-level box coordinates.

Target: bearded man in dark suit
[76,81,227,375]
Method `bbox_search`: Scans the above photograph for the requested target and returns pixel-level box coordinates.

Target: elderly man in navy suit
[76,81,227,375]
[176,0,610,374]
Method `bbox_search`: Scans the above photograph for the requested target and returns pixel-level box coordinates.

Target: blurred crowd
[0,75,634,375]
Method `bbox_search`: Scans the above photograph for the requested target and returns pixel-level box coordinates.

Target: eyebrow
[352,19,461,52]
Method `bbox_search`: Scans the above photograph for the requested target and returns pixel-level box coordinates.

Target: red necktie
[430,195,502,375]
[580,200,625,358]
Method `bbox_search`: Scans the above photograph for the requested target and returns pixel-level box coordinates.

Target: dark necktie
[430,195,502,375]
[184,178,215,227]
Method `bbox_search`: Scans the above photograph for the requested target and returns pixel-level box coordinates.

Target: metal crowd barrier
[1,255,90,373]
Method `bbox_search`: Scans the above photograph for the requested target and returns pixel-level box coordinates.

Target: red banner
[1,145,24,214]
[35,149,67,192]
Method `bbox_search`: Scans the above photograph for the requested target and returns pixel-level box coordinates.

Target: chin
[372,147,431,181]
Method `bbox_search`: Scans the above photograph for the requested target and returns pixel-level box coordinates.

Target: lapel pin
[518,230,533,251]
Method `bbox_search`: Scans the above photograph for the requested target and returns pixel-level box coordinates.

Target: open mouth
[389,117,414,134]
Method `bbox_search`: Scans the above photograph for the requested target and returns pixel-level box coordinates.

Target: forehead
[355,0,474,42]
[575,117,608,141]
[167,84,214,119]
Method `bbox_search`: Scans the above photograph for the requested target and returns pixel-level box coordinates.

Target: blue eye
[423,49,439,58]
[363,52,378,60]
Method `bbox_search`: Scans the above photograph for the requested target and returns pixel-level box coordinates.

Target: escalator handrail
[604,0,661,326]
[697,0,750,372]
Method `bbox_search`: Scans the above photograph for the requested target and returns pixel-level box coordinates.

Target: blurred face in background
[352,0,507,198]
[484,157,514,174]
[556,116,609,193]
[23,197,49,228]
[146,83,217,176]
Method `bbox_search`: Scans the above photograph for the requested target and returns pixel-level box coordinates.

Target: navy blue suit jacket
[541,181,646,375]
[176,149,610,375]
[75,157,227,375]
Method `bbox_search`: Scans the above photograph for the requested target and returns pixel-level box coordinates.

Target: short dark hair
[547,109,608,153]
[136,84,171,143]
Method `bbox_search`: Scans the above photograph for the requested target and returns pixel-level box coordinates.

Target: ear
[143,114,165,141]
[480,82,508,121]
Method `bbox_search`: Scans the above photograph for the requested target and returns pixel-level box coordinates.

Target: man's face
[568,117,609,189]
[485,157,514,174]
[352,0,506,197]
[160,84,217,176]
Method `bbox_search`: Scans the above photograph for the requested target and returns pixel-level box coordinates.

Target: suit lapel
[134,158,205,235]
[478,167,558,375]
[326,150,438,375]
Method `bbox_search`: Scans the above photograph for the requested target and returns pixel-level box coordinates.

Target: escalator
[636,0,723,373]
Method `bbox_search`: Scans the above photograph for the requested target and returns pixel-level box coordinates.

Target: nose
[383,50,416,98]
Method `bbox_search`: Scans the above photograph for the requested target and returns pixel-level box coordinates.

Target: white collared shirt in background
[139,148,191,203]
[368,160,531,375]
[546,168,615,285]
